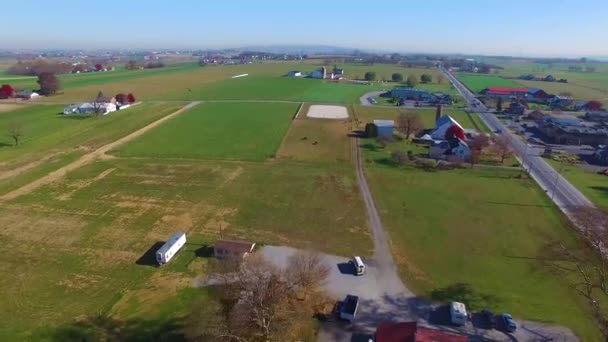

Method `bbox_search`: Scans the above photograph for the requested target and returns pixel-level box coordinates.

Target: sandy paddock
[306,105,349,119]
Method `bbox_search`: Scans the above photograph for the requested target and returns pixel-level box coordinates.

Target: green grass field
[114,102,298,160]
[0,156,370,340]
[0,103,184,195]
[362,148,599,340]
[353,105,490,132]
[456,73,524,93]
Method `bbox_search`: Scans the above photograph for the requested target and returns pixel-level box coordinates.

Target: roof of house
[486,86,529,93]
[215,240,256,253]
[374,120,395,127]
[435,115,463,129]
[375,322,467,342]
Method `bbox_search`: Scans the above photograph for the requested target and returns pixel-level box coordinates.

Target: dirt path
[0,101,200,202]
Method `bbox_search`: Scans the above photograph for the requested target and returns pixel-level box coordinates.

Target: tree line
[363,71,444,86]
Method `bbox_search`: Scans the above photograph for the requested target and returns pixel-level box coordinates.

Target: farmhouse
[428,114,472,161]
[549,95,574,109]
[287,70,302,77]
[373,120,395,137]
[375,321,467,342]
[214,239,256,259]
[63,102,117,115]
[576,100,603,112]
[481,86,528,98]
[538,114,608,145]
[505,101,526,115]
[390,87,434,101]
[527,88,552,103]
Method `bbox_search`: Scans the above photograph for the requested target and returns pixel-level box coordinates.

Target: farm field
[0,157,370,340]
[0,102,184,195]
[362,153,599,340]
[456,72,523,93]
[353,105,490,132]
[277,107,353,163]
[114,102,299,160]
[546,159,608,210]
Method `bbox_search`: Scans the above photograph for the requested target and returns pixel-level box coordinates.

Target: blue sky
[2,0,607,57]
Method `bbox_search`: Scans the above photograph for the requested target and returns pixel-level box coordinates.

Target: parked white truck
[156,232,187,265]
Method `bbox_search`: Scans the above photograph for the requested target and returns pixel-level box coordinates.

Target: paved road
[440,66,593,212]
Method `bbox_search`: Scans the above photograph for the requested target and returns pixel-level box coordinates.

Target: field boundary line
[0,101,200,202]
[274,103,304,159]
[293,102,304,119]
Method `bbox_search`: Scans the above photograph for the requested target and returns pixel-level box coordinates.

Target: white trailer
[156,232,187,265]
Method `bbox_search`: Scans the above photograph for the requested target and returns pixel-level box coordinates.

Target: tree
[436,75,445,84]
[406,75,418,88]
[125,60,138,70]
[364,71,376,81]
[391,151,409,166]
[588,100,603,111]
[37,72,61,95]
[7,122,23,146]
[396,111,424,140]
[91,91,107,115]
[198,59,207,67]
[391,73,403,82]
[0,84,15,99]
[420,74,432,83]
[490,134,513,163]
[94,63,103,71]
[496,97,503,112]
[468,134,490,168]
[115,93,128,105]
[127,93,136,103]
[545,207,608,338]
[188,251,331,341]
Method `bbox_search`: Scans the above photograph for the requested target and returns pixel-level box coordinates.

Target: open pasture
[114,102,299,160]
[456,73,523,93]
[0,156,370,339]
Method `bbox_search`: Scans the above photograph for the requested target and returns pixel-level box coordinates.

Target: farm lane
[0,101,200,201]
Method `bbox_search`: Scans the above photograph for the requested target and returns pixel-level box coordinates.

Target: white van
[450,301,467,326]
[351,256,366,276]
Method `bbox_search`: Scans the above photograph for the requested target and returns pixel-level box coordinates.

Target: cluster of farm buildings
[481,86,602,112]
[386,87,454,106]
[63,94,136,115]
[370,106,476,162]
[287,66,345,80]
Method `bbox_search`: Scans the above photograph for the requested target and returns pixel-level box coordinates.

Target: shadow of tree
[430,283,499,311]
[49,315,185,342]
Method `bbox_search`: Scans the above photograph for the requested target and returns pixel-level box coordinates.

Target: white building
[63,102,117,115]
[310,67,327,79]
[15,90,40,99]
[287,70,302,77]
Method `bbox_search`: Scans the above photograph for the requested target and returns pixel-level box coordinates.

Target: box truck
[156,232,186,265]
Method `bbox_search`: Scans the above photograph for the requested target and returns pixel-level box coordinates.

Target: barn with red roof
[375,321,468,342]
[481,86,528,98]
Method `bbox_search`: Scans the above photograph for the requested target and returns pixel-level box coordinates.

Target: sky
[2,0,607,57]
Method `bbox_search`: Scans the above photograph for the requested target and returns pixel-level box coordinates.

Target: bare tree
[468,134,490,168]
[396,111,424,141]
[7,122,23,146]
[436,74,445,84]
[490,134,513,163]
[547,207,608,338]
[189,251,331,341]
[92,91,108,115]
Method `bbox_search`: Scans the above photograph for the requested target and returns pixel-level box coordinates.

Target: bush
[364,72,376,81]
[391,151,409,166]
[391,73,403,82]
[415,158,437,171]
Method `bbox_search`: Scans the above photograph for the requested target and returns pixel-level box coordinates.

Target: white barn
[64,102,117,115]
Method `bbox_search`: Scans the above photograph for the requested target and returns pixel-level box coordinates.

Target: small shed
[214,239,256,259]
[373,120,394,137]
[287,70,302,77]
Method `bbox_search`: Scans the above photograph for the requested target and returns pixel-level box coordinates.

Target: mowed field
[353,105,491,132]
[0,102,185,195]
[456,73,523,93]
[547,159,608,210]
[361,140,599,340]
[114,102,299,160]
[0,98,372,339]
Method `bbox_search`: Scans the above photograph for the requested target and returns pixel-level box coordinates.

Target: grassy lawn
[353,105,490,132]
[0,157,370,339]
[546,158,608,210]
[0,102,184,195]
[362,153,599,340]
[114,102,298,160]
[456,73,523,93]
[277,115,353,163]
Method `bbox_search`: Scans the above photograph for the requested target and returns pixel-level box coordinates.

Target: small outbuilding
[373,120,395,137]
[287,70,302,77]
[214,239,256,259]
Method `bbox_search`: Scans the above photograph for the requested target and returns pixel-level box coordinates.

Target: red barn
[482,86,529,98]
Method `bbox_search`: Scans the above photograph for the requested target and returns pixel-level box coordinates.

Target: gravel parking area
[307,105,349,119]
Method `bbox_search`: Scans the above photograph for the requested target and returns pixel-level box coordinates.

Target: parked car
[479,309,494,329]
[450,301,467,326]
[339,295,359,322]
[495,313,517,332]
